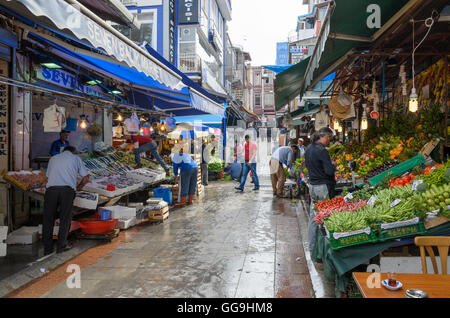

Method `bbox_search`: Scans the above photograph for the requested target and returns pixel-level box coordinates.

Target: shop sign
[0,60,8,170]
[178,0,199,25]
[168,0,176,64]
[12,0,182,90]
[36,67,107,99]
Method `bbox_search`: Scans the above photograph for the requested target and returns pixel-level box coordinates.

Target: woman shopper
[172,144,199,206]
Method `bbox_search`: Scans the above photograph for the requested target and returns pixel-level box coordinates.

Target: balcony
[178,53,202,74]
[289,28,316,43]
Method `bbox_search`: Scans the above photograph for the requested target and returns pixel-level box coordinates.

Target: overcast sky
[228,0,308,66]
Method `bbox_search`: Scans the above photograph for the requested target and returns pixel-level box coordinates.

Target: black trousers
[43,186,75,253]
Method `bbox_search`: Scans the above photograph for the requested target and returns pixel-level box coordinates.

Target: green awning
[275,0,411,110]
[291,105,321,118]
[292,105,321,126]
[274,56,310,111]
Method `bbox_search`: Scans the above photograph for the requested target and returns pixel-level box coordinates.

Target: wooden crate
[148,206,169,222]
[420,138,440,158]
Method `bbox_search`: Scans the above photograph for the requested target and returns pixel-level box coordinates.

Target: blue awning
[173,115,223,129]
[28,33,225,117]
[262,65,294,74]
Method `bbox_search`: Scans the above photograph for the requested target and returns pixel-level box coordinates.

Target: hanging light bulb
[409,87,418,113]
[337,124,343,133]
[80,115,87,129]
[361,111,368,130]
[139,128,144,134]
[117,114,123,121]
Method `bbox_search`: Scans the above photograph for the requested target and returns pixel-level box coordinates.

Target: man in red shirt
[129,134,170,174]
[235,135,259,191]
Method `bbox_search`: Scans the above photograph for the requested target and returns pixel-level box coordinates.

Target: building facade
[118,0,232,98]
[247,66,276,120]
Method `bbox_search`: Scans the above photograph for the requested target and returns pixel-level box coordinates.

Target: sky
[228,0,309,66]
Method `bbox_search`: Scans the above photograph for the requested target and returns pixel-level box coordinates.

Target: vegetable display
[415,184,450,214]
[364,161,399,179]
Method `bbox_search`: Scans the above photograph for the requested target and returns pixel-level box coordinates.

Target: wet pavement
[3,172,316,298]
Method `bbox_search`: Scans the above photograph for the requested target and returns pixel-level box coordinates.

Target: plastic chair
[414,236,450,275]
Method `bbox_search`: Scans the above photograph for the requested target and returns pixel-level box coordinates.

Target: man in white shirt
[270,145,298,197]
[43,146,90,255]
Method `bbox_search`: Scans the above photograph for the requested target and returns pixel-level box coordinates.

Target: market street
[5,174,314,298]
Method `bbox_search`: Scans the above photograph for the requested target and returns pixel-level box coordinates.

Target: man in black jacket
[304,127,337,256]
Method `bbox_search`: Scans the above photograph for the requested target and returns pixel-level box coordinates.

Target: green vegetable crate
[324,225,378,250]
[376,217,426,242]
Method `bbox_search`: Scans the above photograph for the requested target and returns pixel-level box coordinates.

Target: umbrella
[168,122,211,139]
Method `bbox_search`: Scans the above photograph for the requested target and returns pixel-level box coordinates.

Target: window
[255,73,261,85]
[112,9,157,49]
[255,94,261,107]
[264,94,274,106]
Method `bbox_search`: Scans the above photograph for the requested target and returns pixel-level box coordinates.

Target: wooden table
[353,272,450,298]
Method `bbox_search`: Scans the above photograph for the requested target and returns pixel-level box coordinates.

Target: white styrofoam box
[147,198,163,204]
[37,220,80,236]
[6,227,39,245]
[381,256,450,274]
[0,243,6,257]
[100,206,136,219]
[0,226,8,242]
[118,217,136,230]
[73,192,99,210]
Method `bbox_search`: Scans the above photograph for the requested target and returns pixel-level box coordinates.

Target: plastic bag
[124,112,140,133]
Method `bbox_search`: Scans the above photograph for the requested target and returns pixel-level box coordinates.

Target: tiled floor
[7,174,315,298]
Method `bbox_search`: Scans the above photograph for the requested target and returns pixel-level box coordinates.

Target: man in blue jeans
[130,134,170,175]
[235,135,259,192]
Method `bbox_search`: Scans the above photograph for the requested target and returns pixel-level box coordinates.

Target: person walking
[304,127,337,255]
[43,146,90,255]
[129,134,170,175]
[173,146,199,206]
[270,145,298,197]
[201,138,210,186]
[235,135,259,192]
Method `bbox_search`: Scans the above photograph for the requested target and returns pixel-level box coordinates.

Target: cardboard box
[100,206,136,219]
[6,227,39,245]
[118,217,137,230]
[0,243,6,257]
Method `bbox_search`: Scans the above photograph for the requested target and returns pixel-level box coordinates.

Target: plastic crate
[153,187,172,205]
[377,217,426,242]
[325,225,378,250]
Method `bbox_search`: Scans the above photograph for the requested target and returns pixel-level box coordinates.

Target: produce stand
[311,221,450,297]
[368,154,426,186]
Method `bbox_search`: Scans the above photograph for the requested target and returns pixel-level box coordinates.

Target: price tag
[412,179,423,191]
[367,195,376,206]
[390,199,402,208]
[344,193,353,202]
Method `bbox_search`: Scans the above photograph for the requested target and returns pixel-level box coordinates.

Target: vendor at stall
[270,145,298,197]
[172,145,199,206]
[43,146,90,255]
[49,130,70,156]
[304,127,337,256]
[126,134,170,175]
